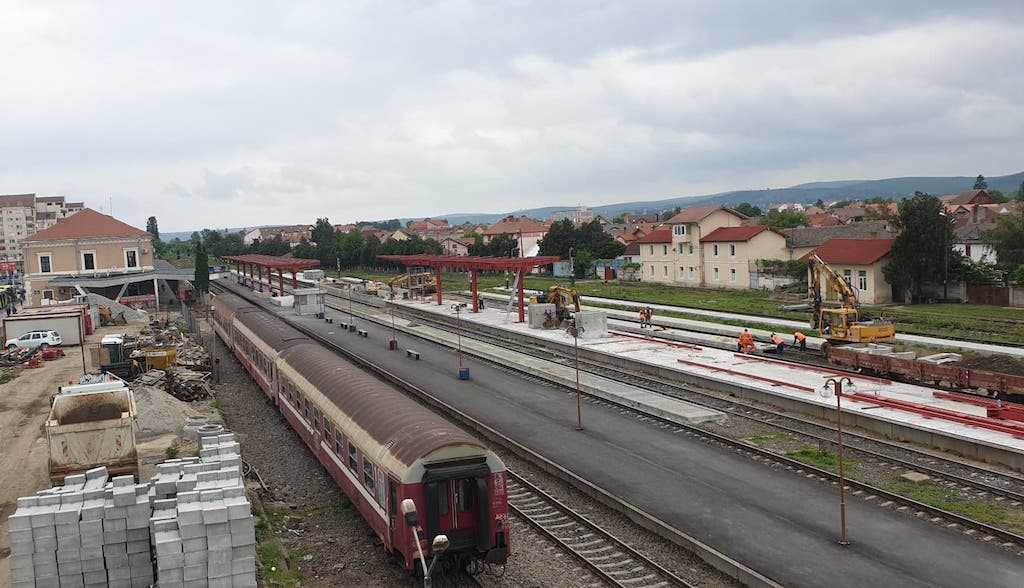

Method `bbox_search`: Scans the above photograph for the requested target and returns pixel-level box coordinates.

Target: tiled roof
[949,189,994,205]
[665,205,744,224]
[22,208,150,242]
[624,241,641,255]
[635,229,672,244]
[700,226,770,242]
[782,220,895,248]
[0,193,36,208]
[799,238,895,265]
[482,215,548,235]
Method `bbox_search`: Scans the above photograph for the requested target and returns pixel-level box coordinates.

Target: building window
[662,245,668,255]
[689,267,696,279]
[649,265,654,276]
[663,265,668,276]
[713,267,720,280]
[965,244,972,257]
[730,268,737,282]
[82,252,96,271]
[648,245,654,255]
[729,244,736,257]
[39,254,52,273]
[125,249,139,268]
[858,270,867,291]
[688,244,694,255]
[673,225,687,236]
[843,269,852,286]
[43,290,54,300]
[712,244,719,257]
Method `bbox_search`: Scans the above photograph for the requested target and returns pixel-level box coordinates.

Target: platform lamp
[451,303,469,379]
[820,376,857,546]
[565,320,585,431]
[388,302,398,351]
[400,499,449,588]
[348,284,355,332]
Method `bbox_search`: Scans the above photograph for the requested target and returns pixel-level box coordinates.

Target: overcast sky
[2,1,1023,232]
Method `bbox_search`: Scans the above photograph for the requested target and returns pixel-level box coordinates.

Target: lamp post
[348,284,355,331]
[820,376,856,546]
[389,302,398,350]
[565,321,585,431]
[400,499,449,588]
[451,303,469,379]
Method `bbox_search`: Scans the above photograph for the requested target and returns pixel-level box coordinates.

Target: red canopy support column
[516,268,525,323]
[278,270,284,295]
[470,269,479,312]
[258,265,263,291]
[434,265,443,305]
[407,266,412,300]
[235,262,241,283]
[291,270,297,290]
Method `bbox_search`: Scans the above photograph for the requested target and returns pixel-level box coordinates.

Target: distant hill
[433,171,1024,224]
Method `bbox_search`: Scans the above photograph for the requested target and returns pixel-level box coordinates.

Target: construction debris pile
[7,431,256,588]
[109,322,215,402]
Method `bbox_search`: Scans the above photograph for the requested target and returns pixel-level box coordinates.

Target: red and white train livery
[211,292,510,572]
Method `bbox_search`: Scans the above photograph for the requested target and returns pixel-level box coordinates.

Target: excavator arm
[809,254,859,310]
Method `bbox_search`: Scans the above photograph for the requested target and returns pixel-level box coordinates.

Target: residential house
[782,220,896,260]
[806,212,842,227]
[243,224,313,247]
[20,208,192,307]
[407,218,449,238]
[953,220,998,263]
[801,238,895,305]
[481,216,549,257]
[699,226,789,289]
[636,229,674,283]
[333,224,356,233]
[623,213,661,226]
[440,237,474,256]
[619,241,641,264]
[387,229,412,241]
[666,205,747,286]
[943,189,997,206]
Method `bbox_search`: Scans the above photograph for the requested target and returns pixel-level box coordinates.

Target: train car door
[388,480,401,551]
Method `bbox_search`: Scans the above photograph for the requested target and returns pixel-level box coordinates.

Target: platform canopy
[378,254,562,322]
[223,254,320,293]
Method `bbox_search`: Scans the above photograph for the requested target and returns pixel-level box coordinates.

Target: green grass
[786,446,856,474]
[746,432,791,443]
[210,398,220,409]
[0,370,19,385]
[258,542,304,586]
[886,480,1024,531]
[164,443,180,459]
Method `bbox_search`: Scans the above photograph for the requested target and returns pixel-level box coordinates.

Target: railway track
[505,470,694,588]
[346,294,1024,551]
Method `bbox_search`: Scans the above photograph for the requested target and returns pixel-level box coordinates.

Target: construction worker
[645,306,654,327]
[793,331,807,351]
[737,329,755,353]
[771,332,785,356]
[639,307,648,328]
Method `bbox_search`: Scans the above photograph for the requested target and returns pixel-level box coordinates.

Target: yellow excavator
[808,254,895,353]
[529,285,582,327]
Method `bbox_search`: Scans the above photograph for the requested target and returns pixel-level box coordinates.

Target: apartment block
[0,194,84,269]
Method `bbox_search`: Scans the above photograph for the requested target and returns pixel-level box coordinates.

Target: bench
[357,329,368,337]
[406,349,421,360]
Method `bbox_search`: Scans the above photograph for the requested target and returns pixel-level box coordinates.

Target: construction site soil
[209,332,588,587]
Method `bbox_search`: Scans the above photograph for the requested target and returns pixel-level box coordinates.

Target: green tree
[611,215,625,224]
[538,219,575,258]
[883,192,957,299]
[733,202,763,217]
[814,199,825,209]
[574,249,595,279]
[338,229,365,267]
[985,211,1024,271]
[146,216,160,242]
[988,189,1009,203]
[974,174,988,190]
[760,209,809,229]
[194,241,210,294]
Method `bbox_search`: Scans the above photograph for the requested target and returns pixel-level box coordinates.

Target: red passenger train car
[211,292,510,573]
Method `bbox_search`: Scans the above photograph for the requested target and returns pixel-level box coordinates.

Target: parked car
[6,330,62,350]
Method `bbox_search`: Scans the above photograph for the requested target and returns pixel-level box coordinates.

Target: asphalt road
[222,282,1024,588]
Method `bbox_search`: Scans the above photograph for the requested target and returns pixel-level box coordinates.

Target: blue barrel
[458,366,471,380]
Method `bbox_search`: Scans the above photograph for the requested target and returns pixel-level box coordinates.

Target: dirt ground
[0,322,210,586]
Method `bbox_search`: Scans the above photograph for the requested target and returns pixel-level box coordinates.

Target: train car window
[377,470,386,506]
[334,438,343,455]
[457,479,475,512]
[348,442,358,471]
[313,408,320,429]
[362,456,375,491]
[388,482,397,516]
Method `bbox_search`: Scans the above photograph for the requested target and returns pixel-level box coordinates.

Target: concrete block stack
[7,431,258,588]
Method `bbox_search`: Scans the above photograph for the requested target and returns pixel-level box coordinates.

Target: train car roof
[234,308,311,351]
[278,342,489,481]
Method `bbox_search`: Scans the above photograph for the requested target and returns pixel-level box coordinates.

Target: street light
[400,499,449,588]
[348,284,355,332]
[820,376,857,546]
[451,303,469,379]
[389,302,398,351]
[565,320,585,431]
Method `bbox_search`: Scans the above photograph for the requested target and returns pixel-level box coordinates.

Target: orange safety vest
[794,332,806,342]
[771,334,783,345]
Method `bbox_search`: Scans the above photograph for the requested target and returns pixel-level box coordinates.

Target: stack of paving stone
[9,467,155,588]
[7,431,257,588]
